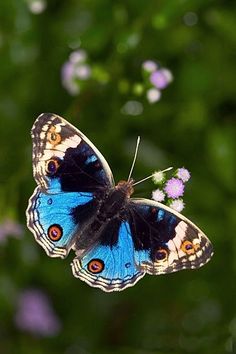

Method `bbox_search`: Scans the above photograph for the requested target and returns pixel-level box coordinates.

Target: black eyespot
[87,259,104,274]
[50,132,57,141]
[186,243,193,250]
[46,159,60,175]
[47,198,53,205]
[125,262,131,268]
[155,248,168,261]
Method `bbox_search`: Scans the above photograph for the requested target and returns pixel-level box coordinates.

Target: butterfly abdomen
[74,181,132,251]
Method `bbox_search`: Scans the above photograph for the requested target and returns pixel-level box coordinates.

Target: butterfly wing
[127,198,213,275]
[26,113,114,257]
[71,219,144,292]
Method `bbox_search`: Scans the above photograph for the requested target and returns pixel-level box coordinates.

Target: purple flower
[150,68,173,89]
[164,178,185,199]
[176,168,191,182]
[61,49,91,95]
[61,62,79,95]
[15,289,61,337]
[0,219,23,244]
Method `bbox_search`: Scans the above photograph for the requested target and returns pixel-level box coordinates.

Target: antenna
[127,136,141,182]
[132,167,173,186]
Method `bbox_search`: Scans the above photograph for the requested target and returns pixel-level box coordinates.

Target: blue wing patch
[26,183,94,258]
[71,221,144,292]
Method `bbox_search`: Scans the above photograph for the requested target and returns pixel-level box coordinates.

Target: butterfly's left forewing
[26,113,114,258]
[31,113,114,191]
[127,199,213,275]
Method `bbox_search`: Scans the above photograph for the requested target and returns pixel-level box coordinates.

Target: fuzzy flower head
[152,170,165,184]
[61,49,91,95]
[150,68,173,90]
[152,189,165,202]
[142,60,158,73]
[169,199,185,212]
[146,88,161,103]
[164,178,184,199]
[176,167,191,182]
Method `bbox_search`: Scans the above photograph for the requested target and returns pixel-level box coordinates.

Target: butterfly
[26,113,213,292]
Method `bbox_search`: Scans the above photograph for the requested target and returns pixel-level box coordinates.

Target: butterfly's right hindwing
[128,199,213,275]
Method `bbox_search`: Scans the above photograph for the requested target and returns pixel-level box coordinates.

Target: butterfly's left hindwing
[128,199,213,275]
[26,113,114,258]
[26,186,97,258]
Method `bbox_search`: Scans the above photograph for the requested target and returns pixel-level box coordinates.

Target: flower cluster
[61,49,91,95]
[152,167,191,212]
[142,60,173,103]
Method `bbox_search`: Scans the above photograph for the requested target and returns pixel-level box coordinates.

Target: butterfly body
[26,113,213,292]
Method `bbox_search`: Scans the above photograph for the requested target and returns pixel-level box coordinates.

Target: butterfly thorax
[96,180,134,222]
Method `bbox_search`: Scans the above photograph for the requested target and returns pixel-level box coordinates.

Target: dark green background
[0,1,235,353]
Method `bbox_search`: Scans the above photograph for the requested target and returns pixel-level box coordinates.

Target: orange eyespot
[47,224,63,241]
[181,241,195,255]
[47,126,61,145]
[46,159,60,175]
[155,248,168,262]
[87,259,104,274]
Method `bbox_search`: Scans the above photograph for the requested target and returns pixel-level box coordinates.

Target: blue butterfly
[26,113,213,292]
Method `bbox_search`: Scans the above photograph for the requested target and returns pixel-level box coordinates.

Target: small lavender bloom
[146,88,161,103]
[61,61,73,82]
[152,189,165,202]
[152,171,165,184]
[142,60,158,73]
[61,49,91,95]
[176,168,191,182]
[69,49,87,64]
[169,199,185,212]
[75,64,91,80]
[15,289,61,337]
[0,219,23,244]
[150,69,172,90]
[61,62,80,95]
[164,178,185,199]
[161,68,173,83]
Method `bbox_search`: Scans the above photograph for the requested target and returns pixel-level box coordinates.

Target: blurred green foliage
[0,0,235,353]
